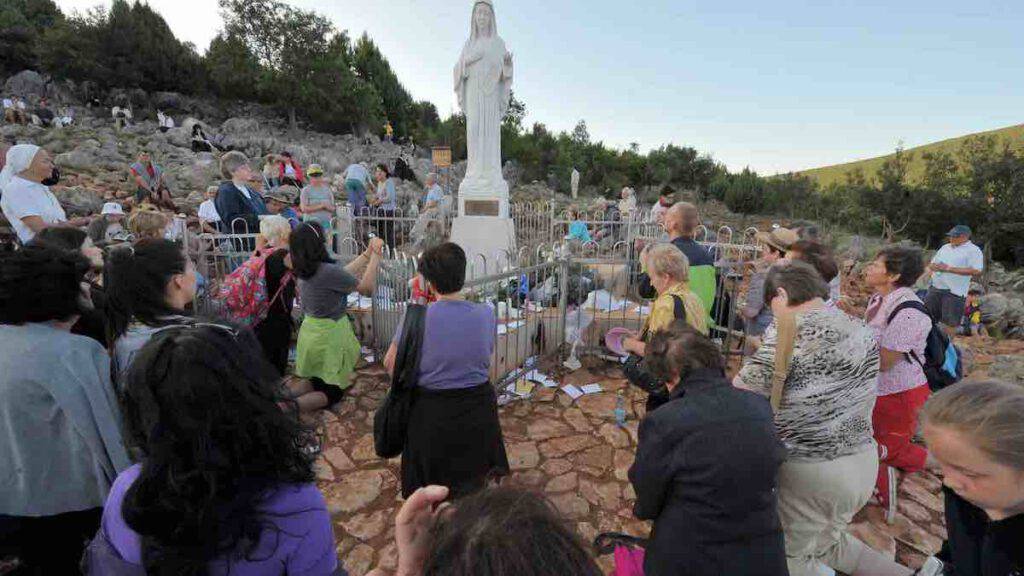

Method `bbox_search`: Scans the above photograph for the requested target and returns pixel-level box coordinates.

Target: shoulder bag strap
[671,294,687,322]
[640,293,688,341]
[886,300,932,366]
[770,312,797,412]
[392,304,428,393]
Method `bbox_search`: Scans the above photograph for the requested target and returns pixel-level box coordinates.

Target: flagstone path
[318,356,948,575]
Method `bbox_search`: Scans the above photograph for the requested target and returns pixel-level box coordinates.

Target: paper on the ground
[561,384,584,400]
[513,378,535,396]
[364,355,375,363]
[581,383,603,395]
[497,320,525,335]
[525,369,558,388]
[584,289,628,312]
[347,292,373,309]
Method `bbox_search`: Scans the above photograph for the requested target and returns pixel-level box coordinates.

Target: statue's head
[472,1,496,38]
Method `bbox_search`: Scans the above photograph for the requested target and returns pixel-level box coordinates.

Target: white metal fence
[184,210,764,389]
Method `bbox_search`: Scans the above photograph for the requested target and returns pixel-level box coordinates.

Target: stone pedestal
[450,214,517,280]
[451,175,516,279]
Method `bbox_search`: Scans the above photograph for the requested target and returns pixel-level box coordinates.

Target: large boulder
[164,152,221,194]
[4,70,46,97]
[980,293,1009,323]
[55,138,127,172]
[221,116,262,136]
[53,186,104,216]
[55,147,100,172]
[45,79,77,104]
[153,92,183,110]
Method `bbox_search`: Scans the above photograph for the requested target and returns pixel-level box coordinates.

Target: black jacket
[938,487,1024,576]
[629,368,789,576]
[214,180,267,234]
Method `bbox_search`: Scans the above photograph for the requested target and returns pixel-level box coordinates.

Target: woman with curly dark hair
[84,324,345,575]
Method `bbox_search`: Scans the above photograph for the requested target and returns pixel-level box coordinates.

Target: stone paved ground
[317,355,950,576]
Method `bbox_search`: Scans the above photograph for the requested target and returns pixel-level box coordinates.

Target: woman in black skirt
[384,243,509,498]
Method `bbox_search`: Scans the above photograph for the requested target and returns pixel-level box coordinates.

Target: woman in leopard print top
[735,261,913,576]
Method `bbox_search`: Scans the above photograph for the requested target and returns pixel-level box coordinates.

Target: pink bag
[594,532,647,576]
[613,545,645,576]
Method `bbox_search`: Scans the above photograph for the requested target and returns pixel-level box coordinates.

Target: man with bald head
[638,202,715,292]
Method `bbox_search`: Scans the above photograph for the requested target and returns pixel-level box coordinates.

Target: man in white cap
[924,224,984,336]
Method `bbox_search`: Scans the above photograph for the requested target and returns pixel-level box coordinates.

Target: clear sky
[54,0,1024,174]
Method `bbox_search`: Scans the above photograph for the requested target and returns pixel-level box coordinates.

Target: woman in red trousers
[864,245,934,521]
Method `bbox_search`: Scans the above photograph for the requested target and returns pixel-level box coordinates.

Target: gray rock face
[53,186,104,216]
[4,70,46,97]
[153,92,183,110]
[990,355,1024,386]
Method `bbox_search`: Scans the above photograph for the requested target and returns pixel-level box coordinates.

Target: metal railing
[185,212,764,388]
[368,230,763,389]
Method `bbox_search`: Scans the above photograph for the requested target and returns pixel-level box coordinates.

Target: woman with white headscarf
[0,144,89,244]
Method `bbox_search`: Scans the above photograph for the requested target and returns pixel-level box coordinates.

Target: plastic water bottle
[614,391,627,427]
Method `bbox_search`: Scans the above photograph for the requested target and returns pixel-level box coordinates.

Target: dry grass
[797,123,1024,188]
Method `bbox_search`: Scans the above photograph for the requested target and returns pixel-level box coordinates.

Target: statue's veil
[469,0,497,41]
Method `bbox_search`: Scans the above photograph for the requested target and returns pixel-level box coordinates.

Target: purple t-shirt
[100,464,340,575]
[395,300,495,390]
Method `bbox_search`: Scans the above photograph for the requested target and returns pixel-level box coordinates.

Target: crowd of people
[1,125,1021,576]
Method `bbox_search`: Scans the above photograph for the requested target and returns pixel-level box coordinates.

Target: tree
[352,34,416,137]
[0,0,63,75]
[205,32,261,101]
[723,168,765,215]
[220,0,380,132]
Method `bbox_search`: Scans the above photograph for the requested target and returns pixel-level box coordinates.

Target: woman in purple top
[385,243,510,498]
[84,324,345,576]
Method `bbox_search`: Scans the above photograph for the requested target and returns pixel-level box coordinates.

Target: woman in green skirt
[289,221,383,407]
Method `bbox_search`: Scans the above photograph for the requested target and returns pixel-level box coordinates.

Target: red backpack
[215,249,292,326]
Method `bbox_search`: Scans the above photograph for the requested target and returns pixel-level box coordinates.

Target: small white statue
[571,168,580,199]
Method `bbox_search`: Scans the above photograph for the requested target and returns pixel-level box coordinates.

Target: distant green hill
[796,124,1024,187]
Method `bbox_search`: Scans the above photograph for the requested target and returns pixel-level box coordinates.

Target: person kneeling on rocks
[630,322,789,576]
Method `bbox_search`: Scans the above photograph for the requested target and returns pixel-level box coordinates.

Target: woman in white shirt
[197,185,222,233]
[0,144,90,244]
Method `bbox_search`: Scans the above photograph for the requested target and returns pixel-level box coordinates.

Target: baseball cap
[946,224,971,237]
[307,164,325,176]
[267,185,298,204]
[755,227,799,253]
[101,202,125,216]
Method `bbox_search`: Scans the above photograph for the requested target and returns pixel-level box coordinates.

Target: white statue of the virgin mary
[454,0,513,201]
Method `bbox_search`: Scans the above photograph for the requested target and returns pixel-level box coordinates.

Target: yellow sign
[432,146,452,168]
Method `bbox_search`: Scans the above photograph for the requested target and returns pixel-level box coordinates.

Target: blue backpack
[887,300,963,391]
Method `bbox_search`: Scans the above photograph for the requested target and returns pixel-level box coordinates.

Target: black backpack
[886,300,963,391]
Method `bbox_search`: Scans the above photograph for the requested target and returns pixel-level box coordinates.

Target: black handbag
[373,304,427,458]
[623,295,686,396]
